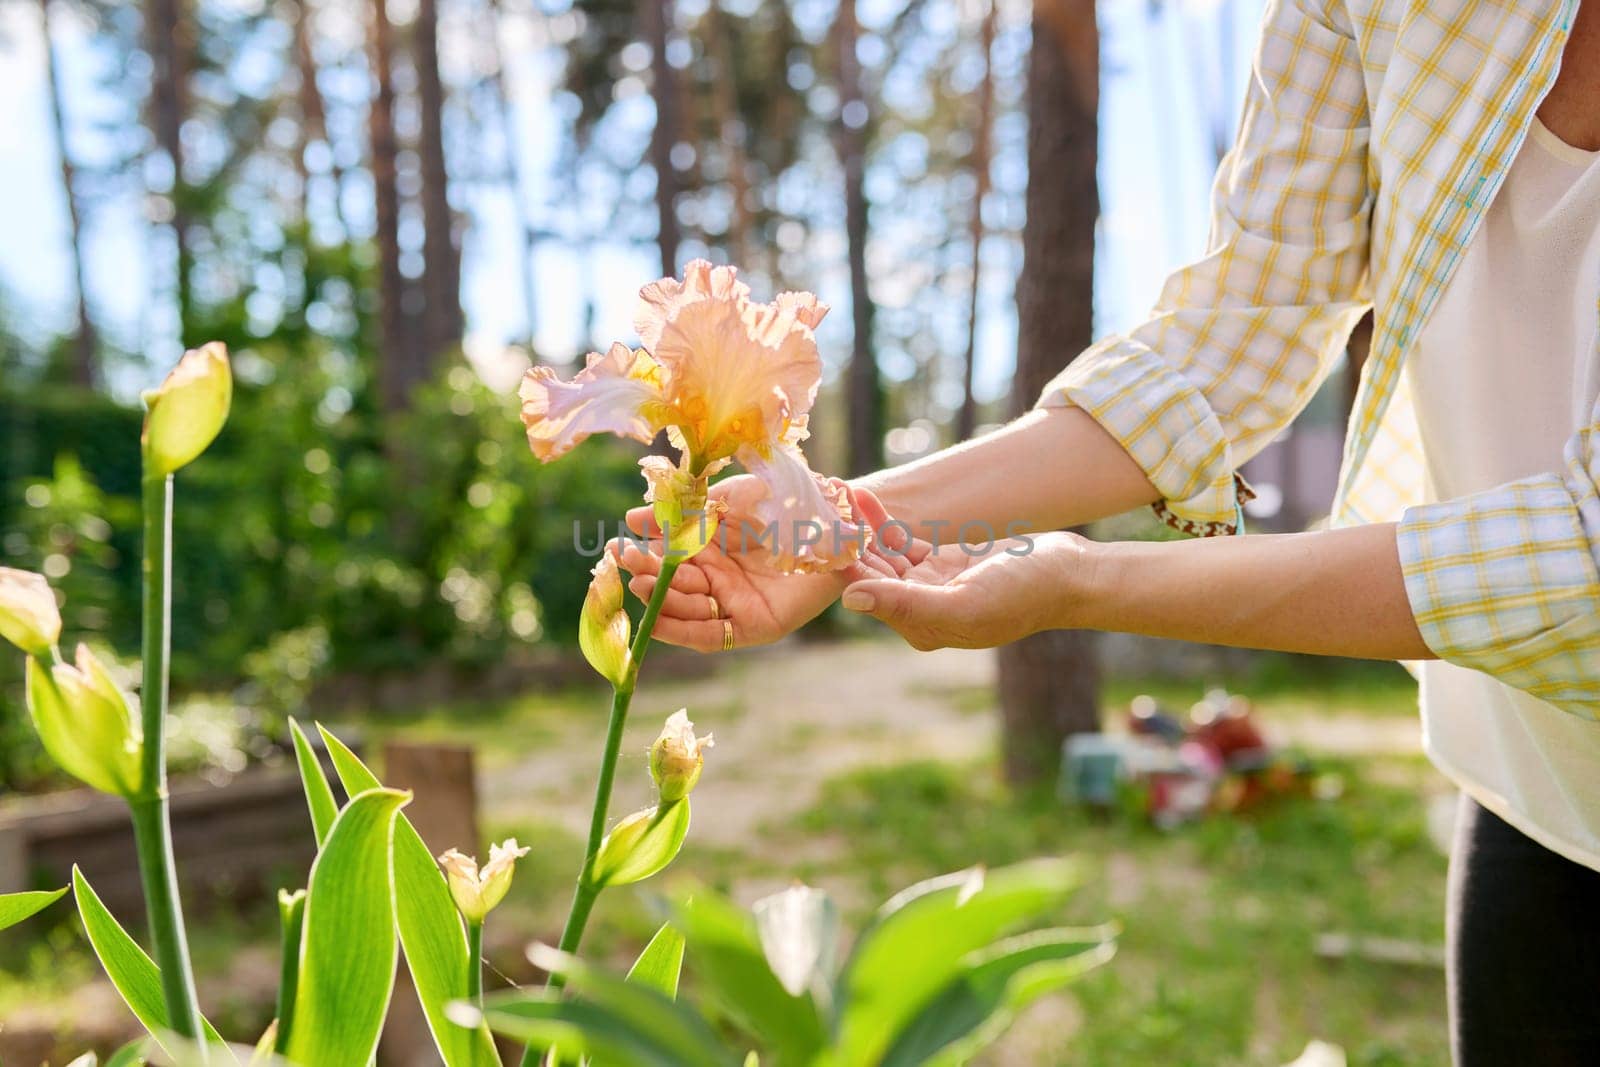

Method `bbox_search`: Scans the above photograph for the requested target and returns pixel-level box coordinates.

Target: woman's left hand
[839,530,1091,651]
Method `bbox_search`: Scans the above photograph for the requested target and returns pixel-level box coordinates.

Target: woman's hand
[616,476,909,652]
[838,531,1092,651]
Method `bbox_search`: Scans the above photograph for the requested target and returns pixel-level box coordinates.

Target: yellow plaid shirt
[1038,0,1599,715]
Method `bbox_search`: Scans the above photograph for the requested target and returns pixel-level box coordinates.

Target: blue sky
[0,0,1260,406]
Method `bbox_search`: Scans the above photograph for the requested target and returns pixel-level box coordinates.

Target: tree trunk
[704,0,752,266]
[145,0,193,343]
[40,0,96,388]
[996,0,1101,786]
[485,0,539,348]
[413,0,462,364]
[368,0,408,412]
[956,0,997,442]
[291,0,348,234]
[643,0,681,275]
[837,0,881,476]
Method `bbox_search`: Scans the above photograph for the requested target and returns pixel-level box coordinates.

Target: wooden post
[380,742,479,857]
[378,742,479,1067]
[0,824,25,894]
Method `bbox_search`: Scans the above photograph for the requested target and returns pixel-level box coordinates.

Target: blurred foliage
[1,243,647,791]
[1,362,643,677]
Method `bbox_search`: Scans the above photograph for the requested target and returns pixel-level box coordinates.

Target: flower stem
[273,890,306,1055]
[467,919,485,1003]
[135,474,204,1049]
[520,554,682,1067]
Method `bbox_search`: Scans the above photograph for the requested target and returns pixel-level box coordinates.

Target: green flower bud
[591,800,691,887]
[25,645,143,798]
[649,709,713,803]
[437,839,530,923]
[639,456,725,559]
[579,554,631,687]
[142,342,233,478]
[0,568,61,658]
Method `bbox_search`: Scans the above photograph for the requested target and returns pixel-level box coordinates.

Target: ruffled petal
[634,259,751,351]
[518,343,662,461]
[737,444,866,573]
[639,262,826,461]
[772,290,829,330]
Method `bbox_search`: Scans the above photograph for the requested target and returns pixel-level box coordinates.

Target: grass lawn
[774,756,1448,1066]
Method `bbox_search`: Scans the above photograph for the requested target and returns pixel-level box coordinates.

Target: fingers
[615,540,712,595]
[839,578,971,651]
[648,616,730,653]
[624,505,658,538]
[617,538,662,577]
[623,558,710,596]
[850,485,891,535]
[627,574,722,620]
[856,550,902,579]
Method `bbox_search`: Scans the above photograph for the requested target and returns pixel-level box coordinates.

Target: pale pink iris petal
[519,343,660,461]
[737,444,866,574]
[631,260,831,460]
[634,260,751,351]
[772,291,829,330]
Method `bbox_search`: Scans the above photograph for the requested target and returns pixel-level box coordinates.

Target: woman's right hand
[615,476,904,652]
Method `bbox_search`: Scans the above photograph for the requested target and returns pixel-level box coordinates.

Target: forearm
[1067,523,1435,661]
[853,408,1159,541]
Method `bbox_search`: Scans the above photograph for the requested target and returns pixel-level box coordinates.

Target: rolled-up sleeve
[1397,419,1600,717]
[1039,0,1373,534]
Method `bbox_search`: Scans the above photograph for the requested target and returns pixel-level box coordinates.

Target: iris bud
[142,342,233,478]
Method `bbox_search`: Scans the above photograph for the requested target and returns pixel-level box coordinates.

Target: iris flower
[519,261,864,572]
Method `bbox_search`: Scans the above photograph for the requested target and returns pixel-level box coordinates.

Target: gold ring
[720,619,735,652]
[707,595,721,620]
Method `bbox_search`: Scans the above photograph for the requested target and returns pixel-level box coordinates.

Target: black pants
[1448,796,1600,1065]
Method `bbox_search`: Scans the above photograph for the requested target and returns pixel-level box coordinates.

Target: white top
[1409,116,1600,869]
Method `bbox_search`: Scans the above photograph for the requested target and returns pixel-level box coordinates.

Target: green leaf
[316,724,379,793]
[592,802,690,888]
[461,944,740,1067]
[289,719,338,846]
[529,944,739,1066]
[317,724,500,1067]
[104,1039,150,1067]
[833,858,1086,1065]
[284,788,409,1067]
[457,993,692,1067]
[879,925,1117,1067]
[625,923,685,1000]
[668,887,827,1066]
[0,886,66,930]
[71,867,230,1056]
[751,886,837,1000]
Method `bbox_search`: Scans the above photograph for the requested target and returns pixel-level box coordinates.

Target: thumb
[840,578,942,625]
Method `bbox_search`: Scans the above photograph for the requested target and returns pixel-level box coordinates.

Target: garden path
[482,639,1426,868]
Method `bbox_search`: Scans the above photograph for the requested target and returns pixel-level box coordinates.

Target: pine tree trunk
[996,0,1101,786]
[368,0,408,411]
[145,0,193,343]
[837,0,881,476]
[40,0,95,388]
[291,0,347,234]
[485,0,539,348]
[644,0,681,274]
[414,0,461,364]
[704,0,752,266]
[956,0,997,442]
